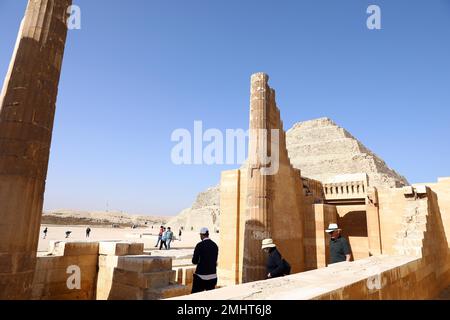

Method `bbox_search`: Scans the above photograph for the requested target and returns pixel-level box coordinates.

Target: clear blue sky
[0,0,449,216]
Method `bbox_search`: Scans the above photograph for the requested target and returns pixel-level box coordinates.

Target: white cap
[326,223,340,233]
[200,227,209,234]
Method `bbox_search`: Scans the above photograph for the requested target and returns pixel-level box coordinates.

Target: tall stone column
[242,73,274,283]
[0,0,72,299]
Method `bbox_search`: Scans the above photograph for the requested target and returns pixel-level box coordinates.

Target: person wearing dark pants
[191,274,217,292]
[159,227,168,250]
[155,226,164,248]
[191,227,219,294]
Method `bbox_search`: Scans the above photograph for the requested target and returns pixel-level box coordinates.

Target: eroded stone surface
[0,0,72,299]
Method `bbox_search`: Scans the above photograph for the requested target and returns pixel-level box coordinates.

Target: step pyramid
[286,117,408,188]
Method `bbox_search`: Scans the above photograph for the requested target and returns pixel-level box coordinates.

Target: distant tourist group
[154,226,182,250]
[42,227,92,239]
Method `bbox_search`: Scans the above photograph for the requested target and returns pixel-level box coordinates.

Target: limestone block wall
[301,177,324,201]
[96,241,186,300]
[378,185,449,258]
[419,188,450,294]
[315,256,443,300]
[366,187,382,256]
[172,253,449,300]
[217,169,247,286]
[30,241,191,300]
[175,182,450,300]
[377,189,408,255]
[32,242,99,300]
[382,185,450,296]
[336,205,369,261]
[303,204,337,270]
[415,177,450,247]
[171,256,427,300]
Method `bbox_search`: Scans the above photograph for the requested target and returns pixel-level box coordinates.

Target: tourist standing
[86,226,91,238]
[166,227,174,249]
[326,223,352,264]
[178,229,182,241]
[65,230,72,239]
[154,226,164,247]
[261,239,291,279]
[159,227,168,250]
[191,227,219,293]
[43,227,48,239]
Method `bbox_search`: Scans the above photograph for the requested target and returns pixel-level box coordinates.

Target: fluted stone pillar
[0,0,72,299]
[242,73,274,283]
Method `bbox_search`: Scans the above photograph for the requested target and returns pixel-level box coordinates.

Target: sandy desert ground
[38,224,219,254]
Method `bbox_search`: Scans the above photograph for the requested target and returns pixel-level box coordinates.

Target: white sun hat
[261,238,276,250]
[326,223,340,233]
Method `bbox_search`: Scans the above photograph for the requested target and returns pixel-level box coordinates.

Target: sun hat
[200,227,209,234]
[261,238,276,249]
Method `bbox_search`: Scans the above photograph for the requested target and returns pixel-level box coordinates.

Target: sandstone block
[46,290,92,301]
[45,265,98,284]
[108,282,145,300]
[36,254,98,270]
[116,256,172,273]
[48,241,99,256]
[144,284,189,300]
[182,267,195,286]
[402,186,414,196]
[99,242,130,256]
[415,185,428,195]
[111,269,175,289]
[128,243,144,255]
[31,284,45,300]
[99,255,172,273]
[173,267,183,284]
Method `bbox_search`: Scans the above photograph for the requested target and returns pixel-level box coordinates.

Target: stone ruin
[168,110,409,235]
[0,0,449,300]
[175,74,450,299]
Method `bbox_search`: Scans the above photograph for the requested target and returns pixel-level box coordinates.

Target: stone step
[144,284,189,300]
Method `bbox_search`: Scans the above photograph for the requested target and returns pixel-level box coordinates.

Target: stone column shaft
[242,73,273,283]
[0,0,72,299]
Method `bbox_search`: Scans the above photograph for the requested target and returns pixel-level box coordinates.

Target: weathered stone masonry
[0,0,72,299]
